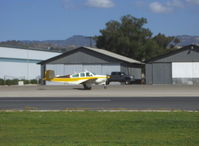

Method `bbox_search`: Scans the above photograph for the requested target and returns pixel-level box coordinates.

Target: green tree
[153,33,174,48]
[152,33,180,57]
[96,15,178,61]
[97,15,152,61]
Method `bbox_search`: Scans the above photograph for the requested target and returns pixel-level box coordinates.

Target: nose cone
[98,75,108,78]
[95,75,108,85]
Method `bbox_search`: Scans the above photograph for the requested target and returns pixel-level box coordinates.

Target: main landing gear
[83,84,92,90]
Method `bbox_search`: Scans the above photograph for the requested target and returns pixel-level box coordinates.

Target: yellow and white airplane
[44,70,109,90]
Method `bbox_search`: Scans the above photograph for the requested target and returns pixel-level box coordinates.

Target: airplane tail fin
[44,70,55,81]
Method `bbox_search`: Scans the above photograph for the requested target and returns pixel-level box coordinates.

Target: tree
[96,15,178,61]
[97,15,152,61]
[153,33,173,48]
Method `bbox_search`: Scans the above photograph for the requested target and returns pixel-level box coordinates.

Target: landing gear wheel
[106,81,110,85]
[83,84,92,90]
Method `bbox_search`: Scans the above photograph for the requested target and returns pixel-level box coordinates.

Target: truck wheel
[106,81,110,85]
[125,81,130,85]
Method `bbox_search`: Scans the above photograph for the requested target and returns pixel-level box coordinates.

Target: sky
[0,0,199,41]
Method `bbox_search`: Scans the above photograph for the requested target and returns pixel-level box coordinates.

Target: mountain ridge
[0,35,198,52]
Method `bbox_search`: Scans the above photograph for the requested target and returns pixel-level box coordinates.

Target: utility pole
[86,36,93,47]
[90,36,92,47]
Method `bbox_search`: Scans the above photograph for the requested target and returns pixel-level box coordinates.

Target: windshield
[80,72,85,77]
[91,72,96,75]
[86,72,94,77]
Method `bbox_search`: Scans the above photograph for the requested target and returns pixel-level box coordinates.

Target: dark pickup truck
[106,72,134,85]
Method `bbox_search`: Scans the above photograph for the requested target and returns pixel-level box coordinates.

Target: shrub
[0,78,4,85]
[5,79,19,85]
[30,79,37,84]
[0,79,39,85]
[21,80,29,84]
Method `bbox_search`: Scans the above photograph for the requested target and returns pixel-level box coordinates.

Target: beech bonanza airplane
[44,70,109,90]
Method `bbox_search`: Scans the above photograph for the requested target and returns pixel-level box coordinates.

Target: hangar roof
[146,45,199,63]
[0,46,60,60]
[38,46,143,65]
[85,47,143,64]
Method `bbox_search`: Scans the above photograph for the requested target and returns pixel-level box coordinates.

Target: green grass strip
[0,112,199,146]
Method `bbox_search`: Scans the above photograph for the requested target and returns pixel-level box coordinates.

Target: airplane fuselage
[49,75,107,85]
[44,70,109,89]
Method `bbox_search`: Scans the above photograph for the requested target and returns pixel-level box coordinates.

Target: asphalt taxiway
[0,97,199,111]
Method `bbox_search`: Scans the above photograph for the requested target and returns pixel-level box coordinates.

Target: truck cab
[106,72,134,85]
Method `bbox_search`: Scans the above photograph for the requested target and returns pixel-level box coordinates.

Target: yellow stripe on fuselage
[46,76,107,82]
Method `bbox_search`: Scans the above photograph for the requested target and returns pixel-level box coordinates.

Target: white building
[0,47,60,80]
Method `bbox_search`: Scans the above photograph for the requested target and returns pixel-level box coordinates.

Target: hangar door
[152,63,172,84]
[46,64,120,75]
[172,62,199,78]
[65,64,120,75]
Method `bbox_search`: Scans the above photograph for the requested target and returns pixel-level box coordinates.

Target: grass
[0,112,199,146]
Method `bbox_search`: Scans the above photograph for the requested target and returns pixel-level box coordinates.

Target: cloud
[186,0,199,5]
[167,0,184,8]
[134,1,147,7]
[149,2,172,13]
[86,0,114,8]
[63,0,73,9]
[63,0,84,9]
[63,0,115,9]
[149,0,185,14]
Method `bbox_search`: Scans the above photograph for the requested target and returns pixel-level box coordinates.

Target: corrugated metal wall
[146,64,152,84]
[0,47,60,80]
[172,62,199,78]
[121,65,142,80]
[46,64,120,75]
[131,67,142,79]
[146,62,199,85]
[152,63,172,84]
[172,62,199,85]
[145,47,199,85]
[0,62,40,80]
[101,65,120,75]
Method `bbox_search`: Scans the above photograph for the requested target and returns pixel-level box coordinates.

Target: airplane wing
[80,78,98,84]
[79,78,98,90]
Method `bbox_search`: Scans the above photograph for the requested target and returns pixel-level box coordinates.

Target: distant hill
[22,35,96,48]
[0,35,96,52]
[0,35,198,52]
[171,35,199,47]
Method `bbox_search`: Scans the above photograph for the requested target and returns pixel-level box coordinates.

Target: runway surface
[0,97,199,111]
[1,85,199,97]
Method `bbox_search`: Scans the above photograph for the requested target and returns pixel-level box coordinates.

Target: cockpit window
[86,72,93,77]
[72,73,79,78]
[80,73,85,77]
[92,72,96,75]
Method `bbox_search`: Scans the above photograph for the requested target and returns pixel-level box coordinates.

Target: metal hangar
[145,45,199,85]
[0,47,60,80]
[38,46,143,85]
